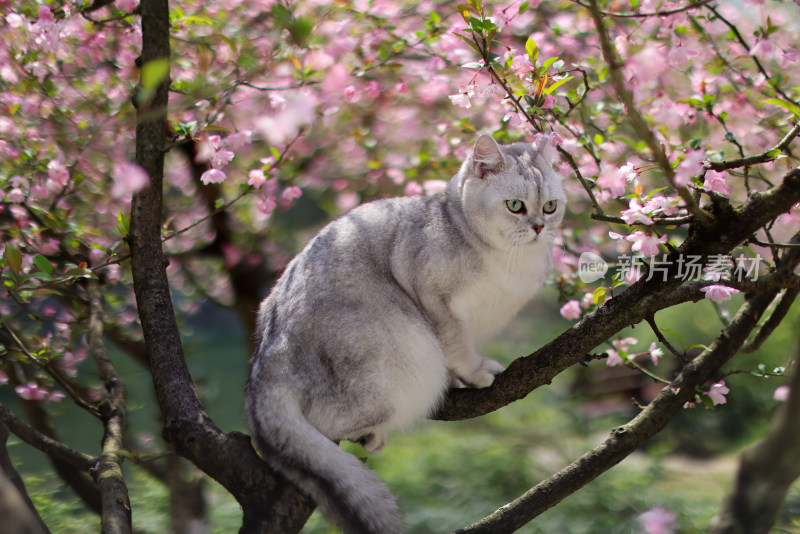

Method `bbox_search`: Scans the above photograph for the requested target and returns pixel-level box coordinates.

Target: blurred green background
[3,285,799,533]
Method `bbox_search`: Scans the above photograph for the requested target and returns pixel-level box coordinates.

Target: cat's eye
[506,199,526,214]
[543,200,558,214]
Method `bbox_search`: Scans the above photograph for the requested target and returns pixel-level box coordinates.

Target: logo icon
[578,252,608,283]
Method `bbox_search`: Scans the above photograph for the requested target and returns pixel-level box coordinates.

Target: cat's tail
[246,388,404,534]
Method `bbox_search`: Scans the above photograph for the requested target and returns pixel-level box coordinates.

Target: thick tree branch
[0,403,96,472]
[129,0,315,531]
[87,280,132,534]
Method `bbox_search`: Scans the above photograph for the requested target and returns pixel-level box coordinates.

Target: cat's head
[456,134,566,250]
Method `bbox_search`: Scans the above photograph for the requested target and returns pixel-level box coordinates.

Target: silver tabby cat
[245,134,566,533]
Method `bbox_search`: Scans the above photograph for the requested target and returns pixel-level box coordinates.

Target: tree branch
[87,280,132,534]
[0,403,96,472]
[708,122,800,173]
[129,0,315,531]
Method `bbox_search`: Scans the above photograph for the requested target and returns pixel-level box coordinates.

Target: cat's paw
[360,431,389,454]
[462,358,504,389]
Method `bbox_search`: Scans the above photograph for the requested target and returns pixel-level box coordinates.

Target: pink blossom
[422,180,447,196]
[704,170,730,195]
[111,162,150,197]
[707,380,729,405]
[448,93,471,109]
[638,506,676,534]
[701,284,740,303]
[257,195,277,214]
[674,150,705,188]
[200,168,226,184]
[6,13,26,28]
[404,182,423,196]
[248,169,267,189]
[16,382,49,401]
[560,300,582,320]
[596,163,636,197]
[47,390,66,403]
[211,148,234,169]
[621,198,654,225]
[281,186,303,203]
[510,54,534,76]
[364,81,381,99]
[322,64,350,94]
[649,342,664,366]
[606,349,624,367]
[751,39,773,57]
[38,5,54,22]
[780,50,798,68]
[116,0,139,11]
[773,385,791,402]
[625,231,667,257]
[343,85,359,102]
[667,46,690,69]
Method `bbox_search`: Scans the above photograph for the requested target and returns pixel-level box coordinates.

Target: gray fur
[245,134,566,533]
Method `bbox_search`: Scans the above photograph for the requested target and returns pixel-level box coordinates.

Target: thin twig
[708,123,800,173]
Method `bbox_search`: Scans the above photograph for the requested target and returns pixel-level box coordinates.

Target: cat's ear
[472,134,504,177]
[532,133,557,167]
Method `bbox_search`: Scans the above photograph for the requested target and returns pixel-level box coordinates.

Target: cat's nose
[532,224,544,234]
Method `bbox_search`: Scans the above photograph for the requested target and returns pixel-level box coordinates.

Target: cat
[245,134,566,533]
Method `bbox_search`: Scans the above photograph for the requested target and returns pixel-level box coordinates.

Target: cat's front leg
[434,316,504,388]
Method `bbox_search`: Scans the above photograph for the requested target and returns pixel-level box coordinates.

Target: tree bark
[129,0,315,531]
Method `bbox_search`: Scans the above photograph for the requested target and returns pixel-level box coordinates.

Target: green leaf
[117,211,130,237]
[541,57,558,71]
[519,1,530,14]
[525,36,539,65]
[763,98,800,117]
[461,61,484,69]
[33,255,53,275]
[452,32,481,53]
[592,286,609,306]
[469,16,484,32]
[543,75,574,95]
[4,245,22,275]
[140,58,170,91]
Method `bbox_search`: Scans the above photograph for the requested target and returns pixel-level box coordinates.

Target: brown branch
[0,403,96,472]
[129,0,315,531]
[708,123,800,173]
[87,280,132,534]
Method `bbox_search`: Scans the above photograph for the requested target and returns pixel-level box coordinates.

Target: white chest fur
[449,242,552,343]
